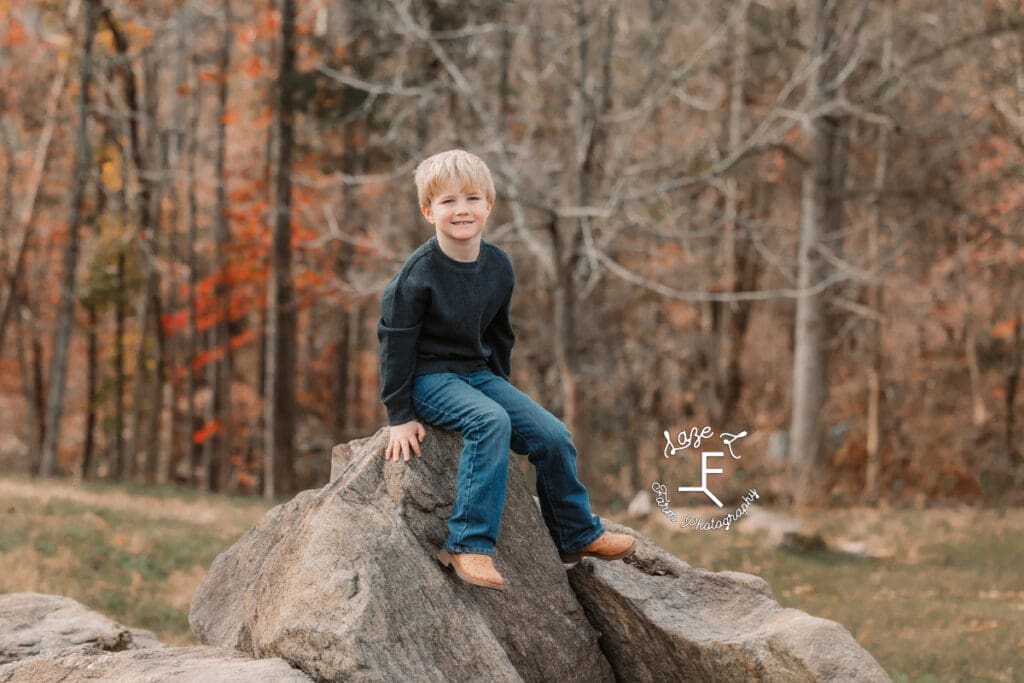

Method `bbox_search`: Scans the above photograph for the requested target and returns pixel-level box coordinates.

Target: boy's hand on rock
[385,420,426,462]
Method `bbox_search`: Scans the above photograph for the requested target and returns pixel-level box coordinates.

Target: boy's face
[421,183,494,244]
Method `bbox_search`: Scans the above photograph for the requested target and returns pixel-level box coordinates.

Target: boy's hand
[385,420,426,462]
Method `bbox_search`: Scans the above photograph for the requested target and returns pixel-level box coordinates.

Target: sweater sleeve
[484,283,515,381]
[377,271,428,425]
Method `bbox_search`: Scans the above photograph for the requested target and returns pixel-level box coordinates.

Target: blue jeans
[411,369,605,558]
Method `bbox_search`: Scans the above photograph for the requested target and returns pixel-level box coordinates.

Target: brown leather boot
[559,531,637,563]
[437,550,506,591]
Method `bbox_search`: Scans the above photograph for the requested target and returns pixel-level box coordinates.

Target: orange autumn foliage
[193,418,221,444]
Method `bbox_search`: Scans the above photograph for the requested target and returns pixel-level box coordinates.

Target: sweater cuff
[386,401,418,426]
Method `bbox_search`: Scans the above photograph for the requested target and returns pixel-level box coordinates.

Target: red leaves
[5,17,27,47]
[193,418,221,444]
[243,55,264,78]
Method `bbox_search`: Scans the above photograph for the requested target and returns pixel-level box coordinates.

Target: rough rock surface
[191,424,891,682]
[191,425,615,682]
[0,644,313,682]
[566,519,891,682]
[0,593,162,664]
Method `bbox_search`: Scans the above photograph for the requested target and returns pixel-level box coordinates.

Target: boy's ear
[420,203,434,223]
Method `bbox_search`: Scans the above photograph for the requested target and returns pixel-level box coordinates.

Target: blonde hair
[413,149,496,208]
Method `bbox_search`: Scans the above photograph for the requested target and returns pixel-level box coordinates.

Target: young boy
[376,149,636,591]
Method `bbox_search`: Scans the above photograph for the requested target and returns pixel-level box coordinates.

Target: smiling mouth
[451,221,474,225]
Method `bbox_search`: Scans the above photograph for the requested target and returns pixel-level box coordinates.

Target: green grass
[1,475,1020,680]
[637,506,1023,683]
[0,475,272,645]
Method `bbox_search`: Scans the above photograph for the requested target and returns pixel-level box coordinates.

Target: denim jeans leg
[411,372,511,558]
[467,370,605,555]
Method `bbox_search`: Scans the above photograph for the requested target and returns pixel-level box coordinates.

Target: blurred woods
[0,0,1022,506]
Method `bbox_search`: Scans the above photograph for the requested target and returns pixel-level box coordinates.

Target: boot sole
[437,549,506,591]
[559,537,637,564]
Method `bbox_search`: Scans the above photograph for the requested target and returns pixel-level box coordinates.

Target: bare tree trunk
[185,14,202,488]
[1004,290,1021,481]
[561,0,617,481]
[331,129,357,441]
[711,0,753,428]
[114,250,126,479]
[953,218,988,429]
[98,6,163,485]
[39,0,99,477]
[1010,29,1024,490]
[126,284,151,483]
[865,0,894,504]
[547,213,582,462]
[208,0,236,493]
[14,299,42,473]
[145,224,168,485]
[160,2,191,487]
[790,0,840,507]
[264,0,298,499]
[347,305,362,435]
[250,108,274,491]
[332,310,350,438]
[13,294,42,473]
[0,110,11,281]
[0,47,74,356]
[80,304,98,481]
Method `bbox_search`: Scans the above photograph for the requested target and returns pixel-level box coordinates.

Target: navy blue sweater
[376,235,516,426]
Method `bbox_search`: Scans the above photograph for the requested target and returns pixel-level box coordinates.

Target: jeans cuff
[562,521,606,555]
[443,543,496,557]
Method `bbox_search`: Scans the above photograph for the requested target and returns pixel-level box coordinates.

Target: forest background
[2,0,1023,510]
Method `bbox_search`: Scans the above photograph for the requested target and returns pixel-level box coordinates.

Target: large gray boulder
[0,593,162,664]
[0,592,311,682]
[190,424,891,682]
[0,644,313,682]
[190,425,614,682]
[567,519,890,682]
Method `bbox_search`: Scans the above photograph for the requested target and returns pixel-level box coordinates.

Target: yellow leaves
[101,156,123,192]
[96,29,115,53]
[95,17,155,53]
[121,19,154,48]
